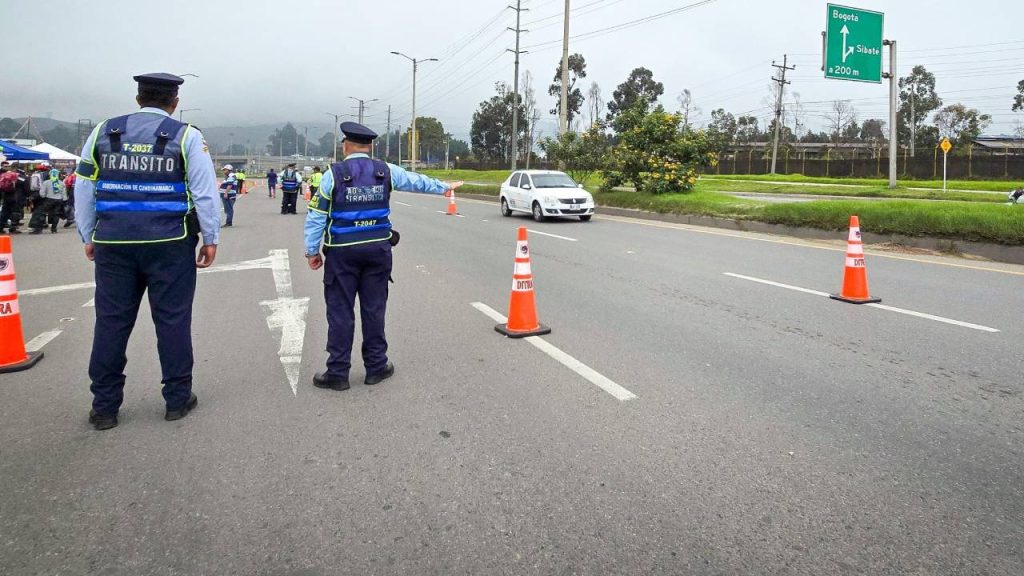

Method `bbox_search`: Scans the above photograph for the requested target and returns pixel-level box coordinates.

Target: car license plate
[569,204,580,210]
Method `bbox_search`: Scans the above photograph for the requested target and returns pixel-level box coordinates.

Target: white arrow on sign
[840,24,854,62]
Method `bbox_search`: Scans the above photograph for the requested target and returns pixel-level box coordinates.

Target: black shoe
[364,363,395,385]
[165,393,198,421]
[8,228,21,234]
[313,372,350,391]
[63,221,74,228]
[223,223,232,227]
[50,227,57,234]
[89,409,118,431]
[29,229,42,235]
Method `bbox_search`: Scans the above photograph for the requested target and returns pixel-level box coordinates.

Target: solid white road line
[471,302,637,401]
[394,201,413,207]
[82,298,94,308]
[724,272,1000,333]
[25,329,62,353]
[436,210,466,218]
[20,282,95,296]
[526,229,578,242]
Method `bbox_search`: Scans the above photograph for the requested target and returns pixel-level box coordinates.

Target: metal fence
[715,150,1024,180]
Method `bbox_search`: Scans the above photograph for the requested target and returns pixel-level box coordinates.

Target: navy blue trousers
[323,241,393,379]
[89,237,198,416]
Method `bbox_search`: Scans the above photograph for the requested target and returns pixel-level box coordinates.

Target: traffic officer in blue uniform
[75,73,221,430]
[304,122,462,391]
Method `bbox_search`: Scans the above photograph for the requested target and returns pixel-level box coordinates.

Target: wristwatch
[305,251,319,258]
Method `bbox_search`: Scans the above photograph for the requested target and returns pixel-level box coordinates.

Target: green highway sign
[824,4,884,83]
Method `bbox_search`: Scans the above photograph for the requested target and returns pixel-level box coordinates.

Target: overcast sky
[3,0,1023,142]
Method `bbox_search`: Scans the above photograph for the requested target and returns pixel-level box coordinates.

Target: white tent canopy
[29,142,80,162]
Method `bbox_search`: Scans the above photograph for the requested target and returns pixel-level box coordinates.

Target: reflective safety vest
[323,158,392,247]
[310,172,323,188]
[85,113,191,244]
[281,169,300,191]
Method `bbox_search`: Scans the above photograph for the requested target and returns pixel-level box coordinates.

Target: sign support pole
[884,39,897,189]
[943,149,948,192]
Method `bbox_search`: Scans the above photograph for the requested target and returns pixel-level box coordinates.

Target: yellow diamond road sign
[940,138,952,154]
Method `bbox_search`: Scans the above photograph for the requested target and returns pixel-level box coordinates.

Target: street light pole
[392,51,438,171]
[559,0,570,135]
[178,108,200,122]
[348,96,379,124]
[325,112,341,163]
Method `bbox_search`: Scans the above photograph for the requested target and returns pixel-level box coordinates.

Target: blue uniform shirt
[304,154,450,256]
[75,107,221,246]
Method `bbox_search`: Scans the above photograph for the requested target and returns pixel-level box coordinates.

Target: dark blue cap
[340,121,377,144]
[133,72,185,87]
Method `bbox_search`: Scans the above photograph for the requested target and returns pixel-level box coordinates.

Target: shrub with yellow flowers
[603,104,716,194]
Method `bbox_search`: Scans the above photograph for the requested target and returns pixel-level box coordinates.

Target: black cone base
[0,350,44,374]
[495,323,551,339]
[830,294,882,305]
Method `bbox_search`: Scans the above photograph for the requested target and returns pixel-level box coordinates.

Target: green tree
[41,125,80,152]
[898,65,942,154]
[548,53,587,127]
[470,82,528,162]
[859,119,887,144]
[317,132,336,157]
[0,117,20,138]
[735,115,761,143]
[606,67,664,131]
[405,117,447,163]
[603,106,716,194]
[539,125,610,183]
[934,103,991,149]
[1013,80,1024,112]
[706,109,737,151]
[448,138,470,159]
[267,123,308,156]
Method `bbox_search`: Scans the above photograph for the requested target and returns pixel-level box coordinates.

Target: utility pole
[909,78,916,157]
[559,0,570,135]
[385,105,392,162]
[391,52,439,171]
[508,0,529,170]
[884,39,898,189]
[304,126,309,157]
[770,55,795,175]
[348,97,378,124]
[445,134,451,170]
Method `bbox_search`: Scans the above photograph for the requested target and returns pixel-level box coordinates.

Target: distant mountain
[200,123,335,155]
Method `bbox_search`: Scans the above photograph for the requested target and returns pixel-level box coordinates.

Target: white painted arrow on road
[259,250,309,396]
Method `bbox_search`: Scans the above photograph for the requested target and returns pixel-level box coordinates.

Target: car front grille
[558,198,588,205]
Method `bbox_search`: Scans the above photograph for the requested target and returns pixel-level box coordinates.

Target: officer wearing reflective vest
[304,122,463,390]
[280,162,302,214]
[74,73,221,431]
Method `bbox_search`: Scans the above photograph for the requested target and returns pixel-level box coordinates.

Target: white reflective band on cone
[516,241,529,258]
[847,243,864,256]
[846,257,866,268]
[0,299,18,317]
[0,279,17,297]
[514,261,532,276]
[0,255,14,276]
[848,228,862,242]
[512,278,534,292]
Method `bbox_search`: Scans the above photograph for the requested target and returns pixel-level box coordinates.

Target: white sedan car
[499,170,595,222]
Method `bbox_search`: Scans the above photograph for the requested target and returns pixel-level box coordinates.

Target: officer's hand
[196,244,217,269]
[83,243,94,261]
[445,180,465,192]
[307,254,323,270]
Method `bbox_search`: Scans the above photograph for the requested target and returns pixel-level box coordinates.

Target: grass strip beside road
[696,180,1007,203]
[703,173,1020,193]
[454,180,1024,245]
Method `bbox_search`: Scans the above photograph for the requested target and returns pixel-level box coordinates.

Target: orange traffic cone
[495,227,551,338]
[445,188,459,216]
[0,236,44,373]
[830,215,881,304]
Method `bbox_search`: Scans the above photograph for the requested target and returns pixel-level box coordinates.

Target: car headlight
[584,192,594,203]
[543,195,558,207]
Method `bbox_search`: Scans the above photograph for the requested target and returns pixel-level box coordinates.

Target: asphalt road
[2,184,1022,575]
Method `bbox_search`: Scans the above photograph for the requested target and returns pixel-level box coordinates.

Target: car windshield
[531,173,578,188]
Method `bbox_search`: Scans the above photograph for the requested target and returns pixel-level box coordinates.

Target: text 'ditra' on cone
[446,188,459,216]
[0,236,44,373]
[495,227,551,338]
[830,215,881,305]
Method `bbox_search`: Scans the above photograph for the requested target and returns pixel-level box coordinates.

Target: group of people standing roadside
[0,161,75,234]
